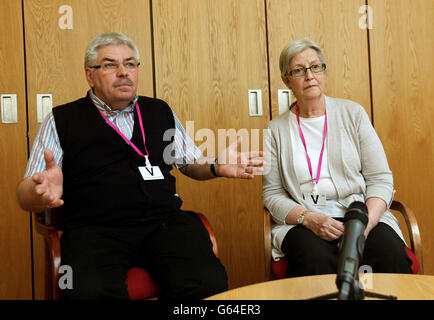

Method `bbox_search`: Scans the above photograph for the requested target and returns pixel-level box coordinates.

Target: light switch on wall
[37,94,53,123]
[278,89,291,115]
[248,90,263,117]
[1,94,18,124]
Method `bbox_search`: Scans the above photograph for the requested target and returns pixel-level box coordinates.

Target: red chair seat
[405,247,419,274]
[271,258,289,280]
[125,267,160,300]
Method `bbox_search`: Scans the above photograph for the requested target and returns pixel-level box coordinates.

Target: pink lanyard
[295,103,327,193]
[89,91,150,160]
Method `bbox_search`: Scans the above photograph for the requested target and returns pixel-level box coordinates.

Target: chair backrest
[263,207,272,280]
[34,209,62,299]
[193,212,219,258]
[389,200,423,274]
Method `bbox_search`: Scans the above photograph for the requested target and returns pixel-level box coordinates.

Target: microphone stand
[308,278,397,300]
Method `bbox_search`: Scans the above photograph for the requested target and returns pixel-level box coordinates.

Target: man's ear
[85,67,94,87]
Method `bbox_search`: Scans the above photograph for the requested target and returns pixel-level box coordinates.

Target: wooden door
[23,0,154,299]
[266,0,372,118]
[0,0,32,299]
[152,0,270,289]
[368,0,434,274]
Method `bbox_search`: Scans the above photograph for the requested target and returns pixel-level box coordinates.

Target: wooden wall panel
[266,0,372,119]
[23,0,154,299]
[24,0,154,149]
[0,0,32,299]
[153,0,270,289]
[368,0,434,274]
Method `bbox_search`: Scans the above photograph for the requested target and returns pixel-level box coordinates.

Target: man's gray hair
[84,32,140,67]
[279,39,326,79]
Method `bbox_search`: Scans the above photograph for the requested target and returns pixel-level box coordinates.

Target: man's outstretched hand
[31,149,64,209]
[17,149,64,212]
[215,136,265,179]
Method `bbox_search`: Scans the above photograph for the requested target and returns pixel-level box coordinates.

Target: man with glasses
[17,32,264,299]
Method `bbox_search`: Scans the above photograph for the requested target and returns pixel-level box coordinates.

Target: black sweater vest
[53,94,182,230]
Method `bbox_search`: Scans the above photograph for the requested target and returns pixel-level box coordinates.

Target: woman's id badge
[303,193,326,207]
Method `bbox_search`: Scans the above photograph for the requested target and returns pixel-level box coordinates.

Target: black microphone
[336,201,369,300]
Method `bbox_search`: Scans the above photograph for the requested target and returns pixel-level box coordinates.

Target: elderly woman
[263,39,412,277]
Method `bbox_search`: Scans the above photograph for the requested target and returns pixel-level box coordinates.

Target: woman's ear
[281,75,290,89]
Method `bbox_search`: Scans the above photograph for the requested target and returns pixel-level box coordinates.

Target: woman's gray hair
[279,39,325,79]
[84,32,140,67]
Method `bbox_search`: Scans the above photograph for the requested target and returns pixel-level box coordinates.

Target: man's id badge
[303,193,327,207]
[139,166,165,180]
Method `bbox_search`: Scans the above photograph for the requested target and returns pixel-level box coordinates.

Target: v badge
[139,166,164,180]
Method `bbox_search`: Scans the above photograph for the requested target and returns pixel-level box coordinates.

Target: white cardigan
[263,96,404,260]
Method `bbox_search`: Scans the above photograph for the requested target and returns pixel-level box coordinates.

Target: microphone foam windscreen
[344,201,369,226]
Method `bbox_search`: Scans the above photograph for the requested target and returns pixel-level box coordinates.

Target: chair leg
[44,240,54,300]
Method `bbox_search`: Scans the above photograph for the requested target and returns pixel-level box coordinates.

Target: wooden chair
[264,200,423,280]
[35,208,219,300]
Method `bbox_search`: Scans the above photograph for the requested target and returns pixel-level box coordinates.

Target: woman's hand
[303,212,344,241]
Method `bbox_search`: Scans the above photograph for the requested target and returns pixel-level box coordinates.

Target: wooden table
[207,273,434,300]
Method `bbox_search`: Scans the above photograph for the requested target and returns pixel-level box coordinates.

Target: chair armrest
[264,207,272,280]
[194,212,219,259]
[390,200,423,274]
[34,209,62,299]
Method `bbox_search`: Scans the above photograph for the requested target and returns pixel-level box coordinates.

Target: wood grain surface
[207,273,434,300]
[153,0,270,289]
[368,0,434,275]
[266,0,372,118]
[0,0,32,300]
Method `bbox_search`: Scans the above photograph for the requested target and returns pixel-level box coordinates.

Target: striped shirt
[24,90,202,177]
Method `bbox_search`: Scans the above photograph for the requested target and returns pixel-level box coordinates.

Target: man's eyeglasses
[89,61,140,73]
[286,63,326,78]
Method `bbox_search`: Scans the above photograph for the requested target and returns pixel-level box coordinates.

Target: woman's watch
[297,210,309,225]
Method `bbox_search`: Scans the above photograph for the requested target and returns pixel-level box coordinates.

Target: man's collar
[90,89,138,114]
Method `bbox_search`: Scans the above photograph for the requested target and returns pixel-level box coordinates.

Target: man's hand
[17,149,64,212]
[215,136,265,179]
[32,149,64,208]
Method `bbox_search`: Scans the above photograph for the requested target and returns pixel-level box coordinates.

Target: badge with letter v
[139,166,164,180]
[303,192,326,207]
